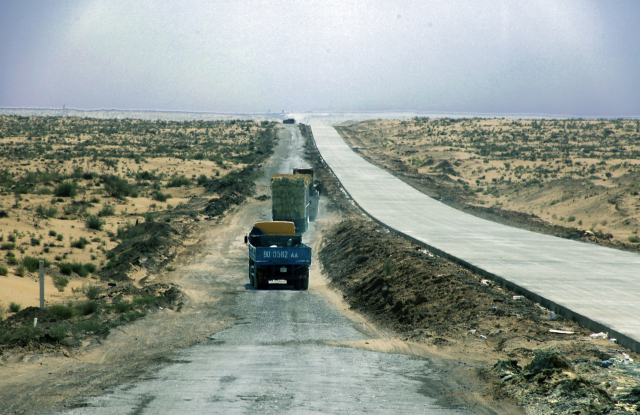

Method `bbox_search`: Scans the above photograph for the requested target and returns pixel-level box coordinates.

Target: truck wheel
[293,280,302,290]
[253,273,260,290]
[249,265,254,286]
[302,278,309,290]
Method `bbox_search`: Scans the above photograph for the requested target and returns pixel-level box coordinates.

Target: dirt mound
[432,160,458,176]
[522,346,574,378]
[203,165,260,217]
[100,221,181,281]
[319,218,573,339]
[4,307,60,327]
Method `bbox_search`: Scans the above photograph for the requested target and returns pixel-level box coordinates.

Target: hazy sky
[1,1,639,116]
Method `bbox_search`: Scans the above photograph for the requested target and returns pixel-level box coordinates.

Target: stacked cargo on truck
[293,168,319,222]
[270,173,312,234]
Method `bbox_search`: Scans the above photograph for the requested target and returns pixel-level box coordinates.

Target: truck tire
[302,278,309,290]
[253,272,260,290]
[249,265,254,286]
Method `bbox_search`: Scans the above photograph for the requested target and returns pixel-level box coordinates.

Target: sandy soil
[0,115,272,316]
[337,118,640,250]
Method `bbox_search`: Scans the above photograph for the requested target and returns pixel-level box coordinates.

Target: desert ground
[0,118,639,415]
[337,118,640,249]
[0,115,275,320]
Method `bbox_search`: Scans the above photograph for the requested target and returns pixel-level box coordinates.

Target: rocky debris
[491,347,640,414]
[522,346,574,378]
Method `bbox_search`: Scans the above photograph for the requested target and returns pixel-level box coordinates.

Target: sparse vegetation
[85,285,101,300]
[102,174,135,198]
[113,301,131,313]
[57,262,95,277]
[54,181,79,198]
[152,191,170,202]
[1,242,15,250]
[338,118,640,246]
[85,214,104,230]
[167,175,191,188]
[50,324,68,342]
[52,274,70,291]
[75,300,99,316]
[21,256,51,272]
[70,237,90,249]
[98,203,116,217]
[15,265,25,277]
[132,295,156,307]
[0,115,277,356]
[47,304,75,319]
[36,205,58,218]
[9,302,20,313]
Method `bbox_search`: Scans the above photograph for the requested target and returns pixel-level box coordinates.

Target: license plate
[280,267,287,273]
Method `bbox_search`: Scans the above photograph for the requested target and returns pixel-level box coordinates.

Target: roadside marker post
[39,260,44,310]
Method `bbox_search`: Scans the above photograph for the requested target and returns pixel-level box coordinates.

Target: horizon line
[1,106,639,120]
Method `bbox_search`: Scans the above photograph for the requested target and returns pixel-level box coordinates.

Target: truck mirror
[244,235,248,244]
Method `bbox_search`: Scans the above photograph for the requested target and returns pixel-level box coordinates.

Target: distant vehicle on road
[283,118,295,124]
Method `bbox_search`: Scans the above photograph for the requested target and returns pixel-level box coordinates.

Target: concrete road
[51,126,470,415]
[309,122,640,353]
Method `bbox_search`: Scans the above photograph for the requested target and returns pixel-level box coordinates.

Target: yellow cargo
[254,221,296,236]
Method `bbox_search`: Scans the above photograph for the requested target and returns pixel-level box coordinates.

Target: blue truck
[245,221,311,290]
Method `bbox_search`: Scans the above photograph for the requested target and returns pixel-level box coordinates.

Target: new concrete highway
[310,122,640,353]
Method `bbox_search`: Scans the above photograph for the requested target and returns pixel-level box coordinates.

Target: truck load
[270,173,312,234]
[245,221,311,290]
[293,168,319,222]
